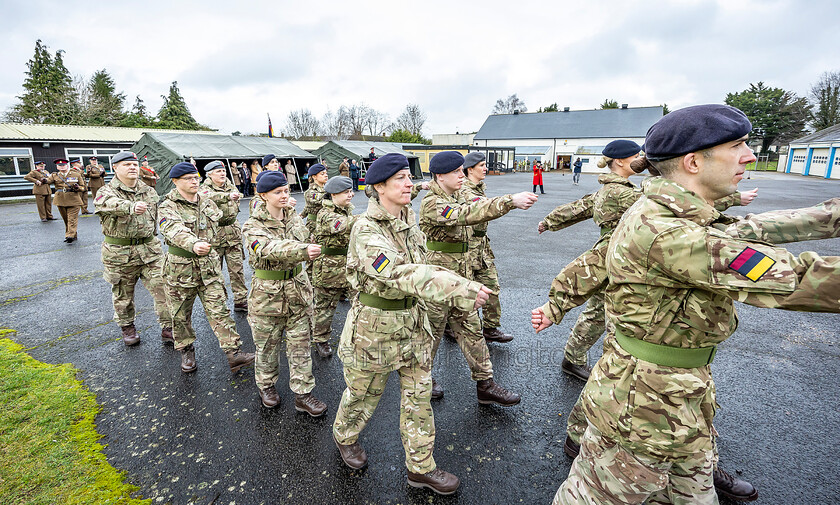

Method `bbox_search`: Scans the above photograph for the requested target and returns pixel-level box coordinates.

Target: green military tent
[309,140,423,180]
[130,132,318,195]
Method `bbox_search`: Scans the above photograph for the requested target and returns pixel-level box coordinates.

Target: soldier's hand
[740,187,758,206]
[307,244,322,260]
[511,192,539,210]
[421,181,431,190]
[35,180,42,186]
[531,307,553,333]
[538,222,546,234]
[287,197,297,207]
[193,241,212,256]
[231,193,242,202]
[474,285,493,310]
[133,202,148,214]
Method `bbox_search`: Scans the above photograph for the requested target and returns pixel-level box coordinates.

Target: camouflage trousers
[248,312,315,393]
[312,285,351,344]
[427,301,493,381]
[554,423,717,505]
[564,289,606,366]
[216,242,248,304]
[104,260,171,328]
[333,360,437,474]
[473,260,502,329]
[166,279,241,352]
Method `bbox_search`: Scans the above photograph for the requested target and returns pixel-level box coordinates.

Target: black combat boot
[714,467,758,501]
[561,357,591,380]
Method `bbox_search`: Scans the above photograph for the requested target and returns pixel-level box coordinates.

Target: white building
[472,106,663,171]
[780,124,840,179]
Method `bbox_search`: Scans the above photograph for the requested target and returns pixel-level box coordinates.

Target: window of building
[65,148,124,173]
[0,148,34,176]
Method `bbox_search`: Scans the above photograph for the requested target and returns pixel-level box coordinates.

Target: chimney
[621,104,628,109]
[513,110,520,115]
[563,107,570,112]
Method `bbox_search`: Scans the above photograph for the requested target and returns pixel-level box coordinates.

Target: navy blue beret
[429,151,464,174]
[112,151,138,164]
[603,140,641,159]
[644,104,752,161]
[324,176,353,194]
[365,153,410,185]
[169,162,199,179]
[70,158,82,164]
[205,160,225,173]
[262,154,276,167]
[256,171,288,193]
[255,169,270,181]
[308,163,327,177]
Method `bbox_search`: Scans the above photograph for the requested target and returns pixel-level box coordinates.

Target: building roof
[0,123,222,142]
[791,123,840,144]
[514,146,551,155]
[474,106,663,140]
[289,140,327,151]
[133,132,314,159]
[323,140,419,159]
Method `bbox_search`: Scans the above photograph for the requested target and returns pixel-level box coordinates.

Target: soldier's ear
[683,153,701,175]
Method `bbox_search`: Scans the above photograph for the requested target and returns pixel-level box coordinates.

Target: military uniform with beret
[23,160,55,221]
[303,163,328,235]
[554,104,840,504]
[158,162,253,374]
[47,158,86,242]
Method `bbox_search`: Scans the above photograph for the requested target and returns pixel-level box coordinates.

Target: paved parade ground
[1,170,839,504]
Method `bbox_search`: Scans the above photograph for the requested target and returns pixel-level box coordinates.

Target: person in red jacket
[532,161,545,194]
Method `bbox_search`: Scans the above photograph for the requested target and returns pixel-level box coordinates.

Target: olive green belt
[472,230,486,238]
[426,240,468,253]
[359,292,417,310]
[254,264,303,280]
[104,235,153,246]
[168,245,199,258]
[307,213,316,221]
[322,246,348,255]
[219,217,237,226]
[615,328,716,368]
[600,226,616,237]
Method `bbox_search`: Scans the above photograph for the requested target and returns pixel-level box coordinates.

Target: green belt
[426,240,468,253]
[307,213,316,221]
[600,226,615,237]
[104,235,153,246]
[359,292,417,311]
[472,230,486,238]
[615,329,716,368]
[254,264,303,280]
[322,246,348,255]
[168,245,198,258]
[219,217,237,226]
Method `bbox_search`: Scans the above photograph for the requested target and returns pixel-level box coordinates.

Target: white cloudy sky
[1,0,838,136]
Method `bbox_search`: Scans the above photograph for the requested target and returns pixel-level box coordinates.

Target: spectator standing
[572,157,583,185]
[532,161,545,194]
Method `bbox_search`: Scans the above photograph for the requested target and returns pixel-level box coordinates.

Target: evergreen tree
[155,81,208,130]
[600,99,619,109]
[119,95,154,128]
[725,82,810,152]
[81,69,126,126]
[6,40,78,124]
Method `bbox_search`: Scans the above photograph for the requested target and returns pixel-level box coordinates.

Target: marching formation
[25,103,840,503]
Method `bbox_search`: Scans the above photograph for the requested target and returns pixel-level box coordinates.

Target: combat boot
[483,327,513,343]
[180,345,196,373]
[226,350,255,373]
[406,468,460,495]
[476,379,521,406]
[315,341,333,358]
[160,327,174,345]
[561,357,591,381]
[233,301,248,313]
[294,393,327,417]
[563,435,580,458]
[334,434,368,469]
[431,379,444,400]
[714,467,758,501]
[259,386,280,408]
[121,324,140,346]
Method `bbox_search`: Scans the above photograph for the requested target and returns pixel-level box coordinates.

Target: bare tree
[394,103,427,136]
[321,106,355,140]
[285,108,320,138]
[492,94,527,114]
[365,109,390,136]
[810,70,840,131]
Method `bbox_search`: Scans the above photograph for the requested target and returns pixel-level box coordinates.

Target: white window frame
[0,147,34,177]
[65,148,124,173]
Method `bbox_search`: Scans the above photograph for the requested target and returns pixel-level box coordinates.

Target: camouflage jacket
[241,202,312,316]
[592,173,639,230]
[199,178,242,247]
[582,177,840,462]
[540,193,595,232]
[313,199,358,289]
[48,169,86,207]
[94,177,163,267]
[303,183,327,233]
[419,180,514,277]
[339,198,483,373]
[461,178,496,272]
[158,189,223,288]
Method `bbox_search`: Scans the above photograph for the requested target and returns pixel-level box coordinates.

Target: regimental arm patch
[372,253,390,273]
[472,197,481,202]
[729,247,775,282]
[159,217,167,226]
[250,239,262,255]
[95,194,104,202]
[441,206,454,219]
[334,220,341,230]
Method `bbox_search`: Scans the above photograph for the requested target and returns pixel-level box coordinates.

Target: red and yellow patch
[729,247,775,282]
[372,253,390,273]
[250,239,262,254]
[441,206,454,219]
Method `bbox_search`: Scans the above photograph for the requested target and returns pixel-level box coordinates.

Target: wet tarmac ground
[1,170,838,504]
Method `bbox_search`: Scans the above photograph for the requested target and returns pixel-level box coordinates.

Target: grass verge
[0,330,150,505]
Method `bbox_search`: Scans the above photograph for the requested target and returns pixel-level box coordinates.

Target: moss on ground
[0,329,150,505]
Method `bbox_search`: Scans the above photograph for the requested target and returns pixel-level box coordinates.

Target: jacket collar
[430,179,458,201]
[365,198,414,233]
[643,177,721,226]
[597,172,636,187]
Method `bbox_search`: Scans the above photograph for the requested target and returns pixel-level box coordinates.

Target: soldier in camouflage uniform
[419,151,538,404]
[332,153,493,496]
[311,176,359,358]
[157,162,255,375]
[94,151,171,347]
[242,171,327,416]
[303,162,329,236]
[460,152,513,342]
[199,161,248,312]
[550,104,840,504]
